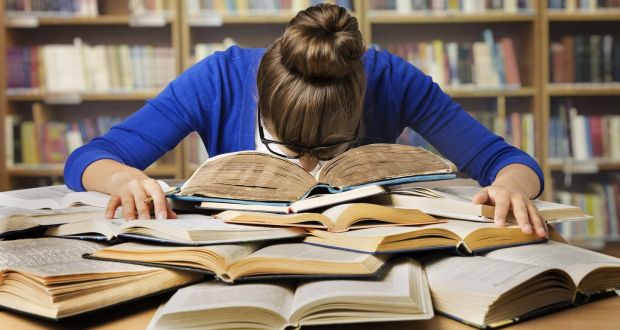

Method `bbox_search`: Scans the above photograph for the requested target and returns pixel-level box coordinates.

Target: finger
[145,180,167,220]
[129,181,151,220]
[167,208,177,219]
[105,195,121,219]
[120,192,137,220]
[527,202,547,238]
[511,195,533,235]
[472,189,489,205]
[492,191,511,227]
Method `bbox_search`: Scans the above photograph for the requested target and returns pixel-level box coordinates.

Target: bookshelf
[364,0,543,167]
[542,0,620,248]
[0,0,185,190]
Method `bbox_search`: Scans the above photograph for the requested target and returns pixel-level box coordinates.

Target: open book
[215,203,439,232]
[172,144,455,213]
[372,185,591,222]
[146,257,433,330]
[423,241,620,328]
[0,238,202,320]
[0,206,107,239]
[85,241,389,283]
[43,214,305,245]
[304,219,546,254]
[0,185,110,210]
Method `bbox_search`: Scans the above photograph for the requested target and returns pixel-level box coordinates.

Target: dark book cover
[575,36,586,82]
[590,35,602,83]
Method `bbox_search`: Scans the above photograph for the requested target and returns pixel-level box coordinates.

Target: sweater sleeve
[63,57,218,191]
[389,54,544,197]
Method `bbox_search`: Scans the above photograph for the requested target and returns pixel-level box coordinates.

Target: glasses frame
[257,108,360,161]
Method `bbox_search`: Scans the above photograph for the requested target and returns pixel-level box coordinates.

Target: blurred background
[1,0,619,254]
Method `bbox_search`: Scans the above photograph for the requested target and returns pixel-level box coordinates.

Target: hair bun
[279,4,365,80]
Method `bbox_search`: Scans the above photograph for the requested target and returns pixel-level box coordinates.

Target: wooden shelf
[367,11,536,24]
[4,15,173,27]
[547,83,620,96]
[6,90,161,102]
[442,86,535,98]
[547,9,620,21]
[548,159,620,172]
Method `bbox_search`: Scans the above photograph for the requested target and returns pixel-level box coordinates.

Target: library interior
[1,0,620,329]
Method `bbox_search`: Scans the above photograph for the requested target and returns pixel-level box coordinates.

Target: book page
[0,237,153,277]
[289,257,415,321]
[484,241,620,285]
[152,282,294,324]
[62,191,110,208]
[247,243,384,264]
[45,219,123,240]
[180,151,315,202]
[101,242,261,266]
[423,255,552,296]
[0,185,72,209]
[318,144,453,188]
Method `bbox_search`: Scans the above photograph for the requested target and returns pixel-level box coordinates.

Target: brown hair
[257,3,366,148]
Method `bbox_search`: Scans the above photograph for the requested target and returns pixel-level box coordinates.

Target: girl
[64,4,547,238]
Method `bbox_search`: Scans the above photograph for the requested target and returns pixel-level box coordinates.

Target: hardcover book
[146,257,433,330]
[85,241,389,283]
[171,144,456,213]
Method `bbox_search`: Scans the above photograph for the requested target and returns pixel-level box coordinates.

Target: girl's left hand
[473,184,548,238]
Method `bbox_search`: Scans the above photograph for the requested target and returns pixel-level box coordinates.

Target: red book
[500,38,521,86]
[29,47,39,89]
[562,36,576,83]
[589,116,603,158]
[551,43,567,83]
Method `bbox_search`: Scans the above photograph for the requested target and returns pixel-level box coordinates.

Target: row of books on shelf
[377,30,521,89]
[550,35,620,84]
[369,0,531,12]
[553,179,620,246]
[4,0,169,17]
[5,0,99,17]
[549,102,620,160]
[548,0,620,10]
[4,111,122,166]
[186,0,352,16]
[194,38,237,63]
[6,39,175,94]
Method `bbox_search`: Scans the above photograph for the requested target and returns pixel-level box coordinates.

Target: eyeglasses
[257,108,360,161]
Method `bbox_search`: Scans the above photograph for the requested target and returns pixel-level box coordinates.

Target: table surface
[2,294,619,330]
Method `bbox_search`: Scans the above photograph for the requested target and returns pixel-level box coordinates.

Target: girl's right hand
[105,177,177,221]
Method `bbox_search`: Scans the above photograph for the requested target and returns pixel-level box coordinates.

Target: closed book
[551,42,567,83]
[500,38,521,86]
[590,35,602,83]
[562,36,576,83]
[602,35,613,82]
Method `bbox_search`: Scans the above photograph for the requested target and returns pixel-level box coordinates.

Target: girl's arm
[385,52,546,237]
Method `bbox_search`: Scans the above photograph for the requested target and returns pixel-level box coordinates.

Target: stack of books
[0,143,617,329]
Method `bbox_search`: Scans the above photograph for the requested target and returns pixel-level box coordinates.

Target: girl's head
[257,4,366,170]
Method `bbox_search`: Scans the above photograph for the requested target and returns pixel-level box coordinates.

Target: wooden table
[2,294,619,330]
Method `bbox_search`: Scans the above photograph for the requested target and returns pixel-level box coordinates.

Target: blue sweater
[64,46,544,195]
